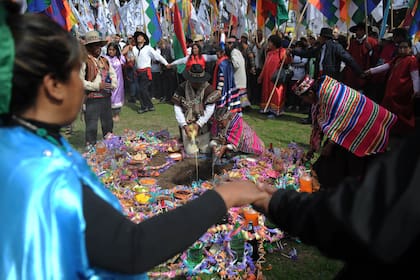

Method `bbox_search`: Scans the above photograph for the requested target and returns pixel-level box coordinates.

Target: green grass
[67,100,343,279]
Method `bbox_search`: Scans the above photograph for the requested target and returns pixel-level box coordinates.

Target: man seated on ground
[172,64,220,155]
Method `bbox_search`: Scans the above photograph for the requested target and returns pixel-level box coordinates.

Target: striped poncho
[314,76,397,157]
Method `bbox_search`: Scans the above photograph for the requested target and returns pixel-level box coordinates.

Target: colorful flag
[44,0,77,31]
[308,0,339,25]
[289,0,299,11]
[409,0,420,35]
[257,0,278,29]
[142,0,162,47]
[346,0,382,25]
[197,0,212,37]
[108,0,121,33]
[172,3,187,73]
[27,0,50,13]
[339,0,350,24]
[274,0,289,26]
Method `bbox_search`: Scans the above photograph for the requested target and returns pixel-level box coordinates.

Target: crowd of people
[1,0,420,278]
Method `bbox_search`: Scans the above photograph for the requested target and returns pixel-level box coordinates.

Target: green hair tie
[0,4,14,114]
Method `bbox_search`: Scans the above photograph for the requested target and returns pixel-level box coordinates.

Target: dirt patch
[148,153,233,189]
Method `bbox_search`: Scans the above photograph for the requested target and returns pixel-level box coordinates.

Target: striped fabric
[317,76,397,157]
[225,114,265,155]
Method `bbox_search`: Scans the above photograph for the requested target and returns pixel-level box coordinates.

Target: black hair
[7,12,84,115]
[107,41,122,58]
[398,38,412,47]
[268,35,282,48]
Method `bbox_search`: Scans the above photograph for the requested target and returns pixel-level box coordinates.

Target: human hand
[215,145,227,158]
[360,69,371,79]
[252,182,277,214]
[100,82,113,90]
[166,64,172,69]
[214,180,273,209]
[185,123,199,139]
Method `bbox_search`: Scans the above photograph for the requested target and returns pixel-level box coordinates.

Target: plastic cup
[299,174,313,193]
[96,141,107,155]
[243,208,259,226]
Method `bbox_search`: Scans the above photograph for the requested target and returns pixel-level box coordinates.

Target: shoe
[148,107,155,112]
[137,108,148,114]
[300,118,311,124]
[295,106,300,112]
[128,98,136,103]
[259,109,267,114]
[267,113,276,119]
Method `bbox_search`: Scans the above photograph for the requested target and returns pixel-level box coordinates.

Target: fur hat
[84,30,107,46]
[292,75,315,96]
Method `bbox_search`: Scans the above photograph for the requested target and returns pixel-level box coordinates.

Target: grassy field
[67,100,343,279]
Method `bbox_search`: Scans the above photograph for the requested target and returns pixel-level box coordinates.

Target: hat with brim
[292,75,315,96]
[134,31,150,45]
[193,34,204,42]
[84,30,107,47]
[319,27,333,39]
[349,22,371,33]
[182,64,211,83]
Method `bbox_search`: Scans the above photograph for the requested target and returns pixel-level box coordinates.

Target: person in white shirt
[131,31,169,114]
[226,36,250,110]
[171,64,220,155]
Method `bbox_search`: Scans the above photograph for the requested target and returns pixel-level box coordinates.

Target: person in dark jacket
[253,126,420,279]
[291,27,363,124]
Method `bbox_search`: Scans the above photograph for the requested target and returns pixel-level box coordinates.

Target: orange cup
[96,142,107,155]
[243,208,259,226]
[299,175,313,193]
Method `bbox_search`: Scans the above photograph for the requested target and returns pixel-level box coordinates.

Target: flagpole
[228,14,233,37]
[364,0,369,35]
[139,0,146,33]
[391,0,394,30]
[263,1,310,113]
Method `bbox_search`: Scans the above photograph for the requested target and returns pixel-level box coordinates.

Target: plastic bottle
[104,72,112,94]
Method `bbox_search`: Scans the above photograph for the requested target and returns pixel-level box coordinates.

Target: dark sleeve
[267,130,420,263]
[292,46,319,59]
[171,82,186,106]
[83,187,227,274]
[336,43,363,75]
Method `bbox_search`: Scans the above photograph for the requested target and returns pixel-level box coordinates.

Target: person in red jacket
[342,22,378,95]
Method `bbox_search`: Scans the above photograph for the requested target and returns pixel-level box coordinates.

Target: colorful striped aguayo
[316,76,397,157]
[225,114,265,155]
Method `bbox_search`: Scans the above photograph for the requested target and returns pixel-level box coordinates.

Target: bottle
[104,72,112,94]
